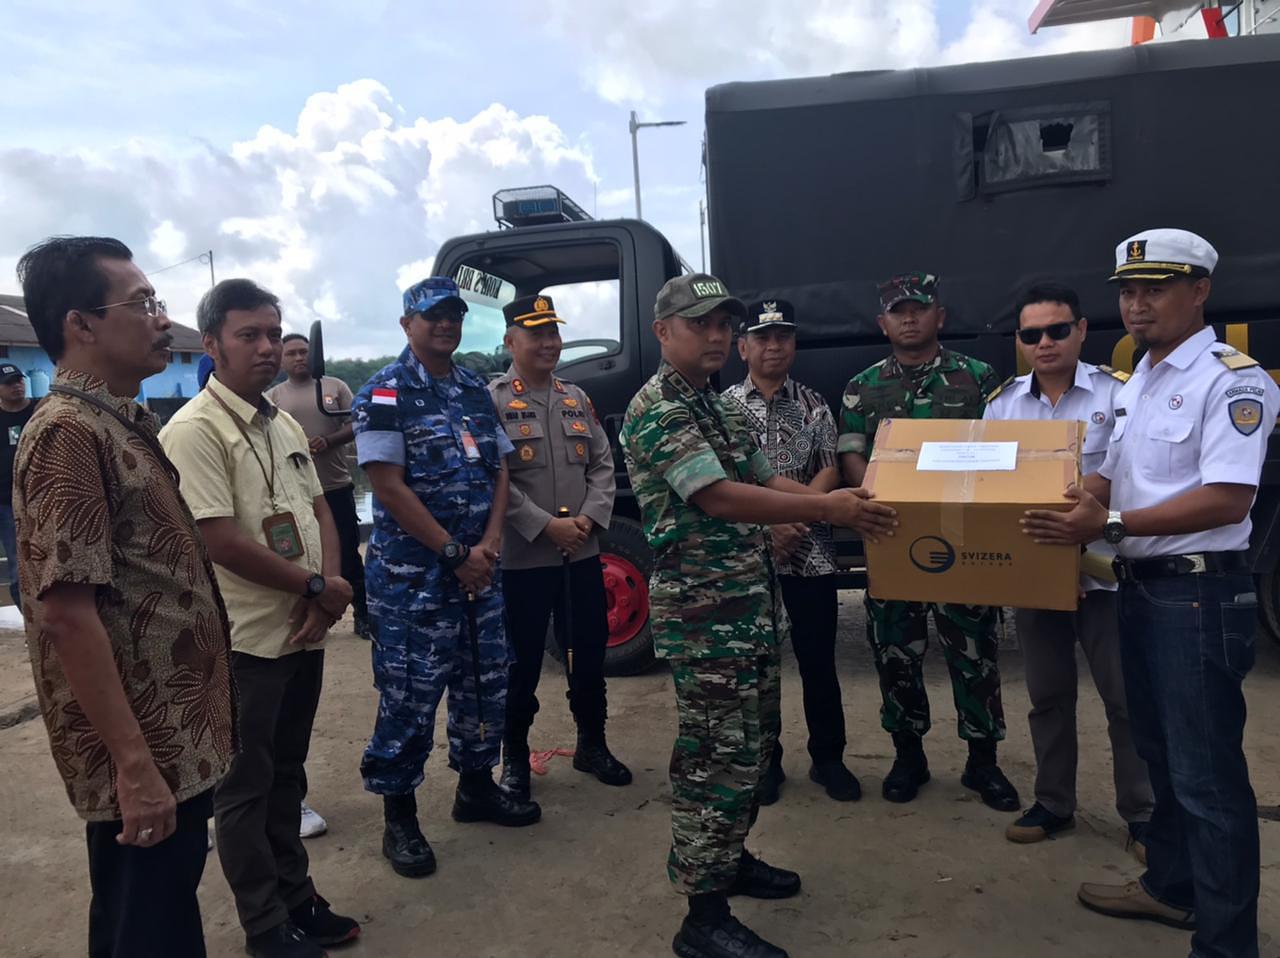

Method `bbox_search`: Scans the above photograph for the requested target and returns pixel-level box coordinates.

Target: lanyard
[47,385,182,486]
[207,386,278,506]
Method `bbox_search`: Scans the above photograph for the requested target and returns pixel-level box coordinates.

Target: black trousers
[503,557,610,742]
[324,484,368,621]
[778,574,846,764]
[215,650,323,937]
[86,788,214,958]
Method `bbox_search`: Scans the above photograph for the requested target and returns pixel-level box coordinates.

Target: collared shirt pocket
[506,420,546,470]
[1143,414,1196,477]
[1081,424,1110,475]
[562,418,590,464]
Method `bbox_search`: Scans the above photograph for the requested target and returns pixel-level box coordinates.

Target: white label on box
[916,441,1019,471]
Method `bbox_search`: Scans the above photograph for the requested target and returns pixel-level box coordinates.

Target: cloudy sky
[1,0,1129,358]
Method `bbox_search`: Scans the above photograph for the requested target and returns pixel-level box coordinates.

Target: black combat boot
[501,728,533,802]
[961,740,1020,812]
[881,732,930,803]
[382,792,436,878]
[453,769,542,826]
[572,729,633,786]
[673,893,788,958]
[728,849,801,899]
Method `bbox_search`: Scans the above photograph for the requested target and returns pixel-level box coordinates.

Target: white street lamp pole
[629,110,686,220]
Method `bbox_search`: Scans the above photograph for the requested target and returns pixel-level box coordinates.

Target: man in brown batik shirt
[14,235,234,958]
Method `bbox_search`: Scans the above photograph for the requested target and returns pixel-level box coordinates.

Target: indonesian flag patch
[372,387,397,406]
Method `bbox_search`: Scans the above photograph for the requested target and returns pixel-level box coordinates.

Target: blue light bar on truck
[493,186,592,229]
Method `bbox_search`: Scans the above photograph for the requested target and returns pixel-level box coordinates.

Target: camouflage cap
[402,276,468,317]
[878,271,939,312]
[654,272,746,321]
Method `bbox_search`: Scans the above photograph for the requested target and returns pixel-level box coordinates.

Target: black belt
[1113,551,1250,583]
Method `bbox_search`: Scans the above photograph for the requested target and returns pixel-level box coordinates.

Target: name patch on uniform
[1230,398,1264,436]
[372,387,397,406]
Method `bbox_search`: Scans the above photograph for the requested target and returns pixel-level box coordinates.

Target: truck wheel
[1258,571,1280,644]
[543,517,656,676]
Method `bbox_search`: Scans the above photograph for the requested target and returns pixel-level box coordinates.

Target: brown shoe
[1077,881,1194,930]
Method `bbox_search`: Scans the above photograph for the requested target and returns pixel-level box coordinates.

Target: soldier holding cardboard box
[837,272,1019,812]
[984,283,1153,853]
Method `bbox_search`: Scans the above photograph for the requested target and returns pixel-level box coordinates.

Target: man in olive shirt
[162,280,359,958]
[489,294,630,803]
[267,333,368,639]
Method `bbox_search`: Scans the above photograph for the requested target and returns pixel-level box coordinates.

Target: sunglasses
[1017,321,1077,345]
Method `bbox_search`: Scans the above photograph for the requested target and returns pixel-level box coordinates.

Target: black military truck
[422,35,1280,674]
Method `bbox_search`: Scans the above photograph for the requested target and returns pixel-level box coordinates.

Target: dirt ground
[4,595,1280,958]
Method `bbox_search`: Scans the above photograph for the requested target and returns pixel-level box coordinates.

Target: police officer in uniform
[985,284,1153,851]
[837,272,1020,811]
[622,273,896,958]
[353,277,541,882]
[489,294,631,801]
[1024,230,1277,958]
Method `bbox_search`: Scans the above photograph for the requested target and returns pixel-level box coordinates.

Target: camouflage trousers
[667,648,782,895]
[361,592,509,795]
[864,598,1005,742]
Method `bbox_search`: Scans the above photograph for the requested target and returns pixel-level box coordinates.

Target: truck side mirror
[308,320,350,418]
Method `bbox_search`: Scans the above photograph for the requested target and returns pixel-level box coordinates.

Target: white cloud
[532,0,1128,108]
[0,81,598,359]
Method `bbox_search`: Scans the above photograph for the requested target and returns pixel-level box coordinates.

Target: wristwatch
[302,574,326,598]
[1103,510,1127,545]
[440,539,471,570]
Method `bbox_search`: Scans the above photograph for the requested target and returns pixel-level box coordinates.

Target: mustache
[153,336,173,350]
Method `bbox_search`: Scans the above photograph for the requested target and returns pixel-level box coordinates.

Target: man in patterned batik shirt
[15,236,234,958]
[723,299,857,805]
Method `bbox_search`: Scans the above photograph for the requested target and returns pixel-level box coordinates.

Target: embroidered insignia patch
[562,398,579,408]
[519,444,535,461]
[571,421,587,433]
[1168,394,1183,410]
[1229,398,1263,436]
[575,442,586,457]
[512,379,526,395]
[1091,411,1106,425]
[507,399,529,410]
[519,423,532,436]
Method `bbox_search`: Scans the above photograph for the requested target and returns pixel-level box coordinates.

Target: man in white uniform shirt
[1024,230,1278,958]
[984,284,1152,852]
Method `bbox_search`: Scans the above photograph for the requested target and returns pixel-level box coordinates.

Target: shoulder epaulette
[1212,347,1260,371]
[985,375,1017,403]
[1095,364,1131,382]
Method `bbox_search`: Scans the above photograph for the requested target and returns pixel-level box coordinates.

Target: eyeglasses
[92,295,167,318]
[1017,321,1077,345]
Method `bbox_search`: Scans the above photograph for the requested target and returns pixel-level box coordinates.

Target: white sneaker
[299,801,328,838]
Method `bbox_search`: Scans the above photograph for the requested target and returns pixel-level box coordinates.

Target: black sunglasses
[1017,321,1077,345]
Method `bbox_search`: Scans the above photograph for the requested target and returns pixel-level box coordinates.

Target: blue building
[0,293,204,411]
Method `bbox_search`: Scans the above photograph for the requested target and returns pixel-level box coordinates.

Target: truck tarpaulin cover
[704,35,1280,341]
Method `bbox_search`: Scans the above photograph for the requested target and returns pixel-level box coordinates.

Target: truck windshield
[449,242,623,376]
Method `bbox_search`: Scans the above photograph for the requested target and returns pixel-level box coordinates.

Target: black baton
[465,590,487,741]
[557,506,575,680]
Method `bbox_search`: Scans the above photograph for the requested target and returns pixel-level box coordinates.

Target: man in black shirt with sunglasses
[984,283,1152,854]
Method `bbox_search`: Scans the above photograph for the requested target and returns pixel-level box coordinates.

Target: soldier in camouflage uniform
[623,273,897,958]
[353,277,540,882]
[837,271,1020,812]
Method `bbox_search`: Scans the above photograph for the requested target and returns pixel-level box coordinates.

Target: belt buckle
[1186,554,1208,575]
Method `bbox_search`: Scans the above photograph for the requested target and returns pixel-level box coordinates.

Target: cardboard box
[863,419,1083,612]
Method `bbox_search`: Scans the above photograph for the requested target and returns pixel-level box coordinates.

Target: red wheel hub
[600,552,649,647]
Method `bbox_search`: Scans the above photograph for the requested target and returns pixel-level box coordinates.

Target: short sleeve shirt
[1099,328,1280,558]
[838,348,1001,459]
[722,375,838,577]
[16,368,234,821]
[983,361,1127,591]
[621,361,782,660]
[160,375,325,658]
[351,349,513,615]
[266,376,356,492]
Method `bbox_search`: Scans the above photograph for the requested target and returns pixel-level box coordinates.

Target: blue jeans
[1118,572,1259,958]
[0,504,17,607]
